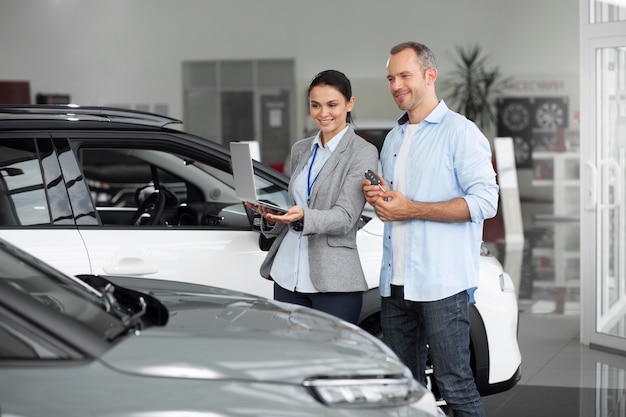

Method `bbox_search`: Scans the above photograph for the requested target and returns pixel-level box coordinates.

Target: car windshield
[0,242,125,338]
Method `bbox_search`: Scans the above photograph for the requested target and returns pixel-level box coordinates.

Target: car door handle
[103,257,158,276]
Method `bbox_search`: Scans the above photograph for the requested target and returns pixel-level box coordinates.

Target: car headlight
[303,376,427,408]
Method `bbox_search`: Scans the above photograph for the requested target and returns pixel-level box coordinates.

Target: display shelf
[531,151,580,288]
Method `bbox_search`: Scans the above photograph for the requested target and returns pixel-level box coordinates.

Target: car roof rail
[0,105,182,128]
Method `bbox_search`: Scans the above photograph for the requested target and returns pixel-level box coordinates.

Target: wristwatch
[291,221,304,232]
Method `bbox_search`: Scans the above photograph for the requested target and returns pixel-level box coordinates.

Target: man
[362,41,498,417]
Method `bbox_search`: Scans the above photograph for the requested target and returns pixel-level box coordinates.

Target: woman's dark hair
[308,69,353,123]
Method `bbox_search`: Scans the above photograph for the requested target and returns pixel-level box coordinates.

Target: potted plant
[441,44,510,134]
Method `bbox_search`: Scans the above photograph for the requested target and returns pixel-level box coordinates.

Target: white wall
[0,0,578,137]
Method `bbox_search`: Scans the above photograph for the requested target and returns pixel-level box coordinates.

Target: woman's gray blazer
[259,125,379,292]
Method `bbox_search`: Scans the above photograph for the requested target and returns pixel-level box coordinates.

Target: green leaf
[440,44,512,131]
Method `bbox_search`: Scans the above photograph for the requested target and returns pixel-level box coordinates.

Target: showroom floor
[481,231,626,417]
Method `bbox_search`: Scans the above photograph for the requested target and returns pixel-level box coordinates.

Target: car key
[364,170,386,192]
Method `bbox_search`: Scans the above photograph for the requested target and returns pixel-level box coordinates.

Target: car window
[193,160,290,210]
[78,147,252,228]
[306,125,391,154]
[0,323,42,359]
[0,248,107,318]
[53,138,99,225]
[0,139,51,226]
[0,247,124,360]
[354,128,391,154]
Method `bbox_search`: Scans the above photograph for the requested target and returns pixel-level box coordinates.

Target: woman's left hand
[265,205,304,224]
[244,202,304,225]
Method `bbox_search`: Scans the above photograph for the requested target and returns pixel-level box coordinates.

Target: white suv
[0,105,520,397]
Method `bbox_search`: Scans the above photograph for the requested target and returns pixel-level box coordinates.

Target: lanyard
[307,145,321,204]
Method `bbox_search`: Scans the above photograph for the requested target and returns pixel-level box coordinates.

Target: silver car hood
[100,280,405,384]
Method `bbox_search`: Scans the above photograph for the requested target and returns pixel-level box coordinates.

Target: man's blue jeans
[381,290,485,417]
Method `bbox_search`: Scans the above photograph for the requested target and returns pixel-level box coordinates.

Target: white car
[0,105,520,399]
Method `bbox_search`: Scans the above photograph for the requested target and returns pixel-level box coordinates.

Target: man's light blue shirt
[378,101,499,302]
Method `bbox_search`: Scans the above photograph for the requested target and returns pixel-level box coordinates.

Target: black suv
[0,105,383,327]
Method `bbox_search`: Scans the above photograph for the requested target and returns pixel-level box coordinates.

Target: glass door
[580,0,626,350]
[595,43,626,344]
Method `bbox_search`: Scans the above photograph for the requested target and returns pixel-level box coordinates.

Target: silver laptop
[230,142,289,214]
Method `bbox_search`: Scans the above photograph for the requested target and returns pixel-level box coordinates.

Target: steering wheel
[131,190,166,225]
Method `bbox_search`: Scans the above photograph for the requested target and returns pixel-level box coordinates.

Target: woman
[246,69,378,324]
